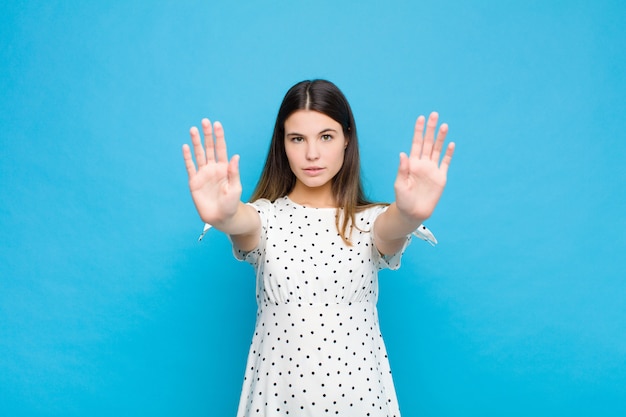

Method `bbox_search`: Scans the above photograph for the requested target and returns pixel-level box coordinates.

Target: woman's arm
[374,112,455,256]
[182,118,261,252]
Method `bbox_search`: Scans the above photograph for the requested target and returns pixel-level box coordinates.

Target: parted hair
[250,79,379,244]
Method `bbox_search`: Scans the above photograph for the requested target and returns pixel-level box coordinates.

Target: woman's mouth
[303,167,324,176]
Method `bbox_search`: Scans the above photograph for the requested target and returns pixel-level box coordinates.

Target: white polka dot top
[233,196,413,417]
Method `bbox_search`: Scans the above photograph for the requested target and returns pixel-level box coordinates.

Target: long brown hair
[250,79,380,244]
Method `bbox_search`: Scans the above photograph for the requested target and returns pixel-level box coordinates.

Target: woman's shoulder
[249,196,288,209]
[249,197,274,207]
[356,202,389,214]
[353,202,389,226]
[245,198,275,218]
[248,196,295,216]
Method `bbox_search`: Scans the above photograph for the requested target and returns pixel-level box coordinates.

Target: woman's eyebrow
[285,128,338,136]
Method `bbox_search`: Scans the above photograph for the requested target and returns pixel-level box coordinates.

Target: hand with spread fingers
[182,119,242,226]
[394,112,455,222]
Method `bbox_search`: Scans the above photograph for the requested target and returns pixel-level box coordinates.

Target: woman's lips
[303,167,324,176]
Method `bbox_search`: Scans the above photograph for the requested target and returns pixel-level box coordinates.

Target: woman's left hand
[394,112,455,221]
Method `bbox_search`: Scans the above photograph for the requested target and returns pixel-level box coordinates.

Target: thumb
[228,154,241,184]
[397,152,409,178]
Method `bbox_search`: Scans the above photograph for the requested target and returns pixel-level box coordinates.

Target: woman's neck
[288,182,337,208]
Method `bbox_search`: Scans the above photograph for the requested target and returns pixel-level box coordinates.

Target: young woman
[182,80,455,416]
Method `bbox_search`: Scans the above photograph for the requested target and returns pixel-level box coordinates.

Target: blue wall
[1,1,625,415]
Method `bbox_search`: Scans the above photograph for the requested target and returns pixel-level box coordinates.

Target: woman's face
[284,110,348,195]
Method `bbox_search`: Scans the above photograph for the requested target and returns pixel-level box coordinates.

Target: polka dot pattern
[233,196,411,417]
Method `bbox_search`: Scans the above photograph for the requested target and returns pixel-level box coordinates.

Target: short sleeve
[368,205,413,271]
[231,198,272,267]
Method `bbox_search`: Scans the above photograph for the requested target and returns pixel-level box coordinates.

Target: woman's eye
[291,136,304,143]
[321,134,333,141]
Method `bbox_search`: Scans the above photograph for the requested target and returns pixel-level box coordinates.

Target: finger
[182,144,197,179]
[421,112,439,158]
[431,123,448,164]
[410,115,426,159]
[213,121,228,163]
[439,142,456,175]
[228,154,241,185]
[397,152,410,178]
[201,118,215,163]
[190,125,206,167]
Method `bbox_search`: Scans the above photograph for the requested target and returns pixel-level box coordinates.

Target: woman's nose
[305,142,320,160]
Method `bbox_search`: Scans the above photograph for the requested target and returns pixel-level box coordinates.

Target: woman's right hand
[182,118,242,225]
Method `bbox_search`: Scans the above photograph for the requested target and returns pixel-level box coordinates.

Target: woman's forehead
[284,110,341,134]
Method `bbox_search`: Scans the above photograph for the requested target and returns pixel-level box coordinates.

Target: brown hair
[250,79,381,244]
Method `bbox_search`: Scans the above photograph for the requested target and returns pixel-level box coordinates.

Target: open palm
[182,119,242,224]
[394,112,455,221]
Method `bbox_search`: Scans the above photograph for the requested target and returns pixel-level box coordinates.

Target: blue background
[1,1,625,415]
